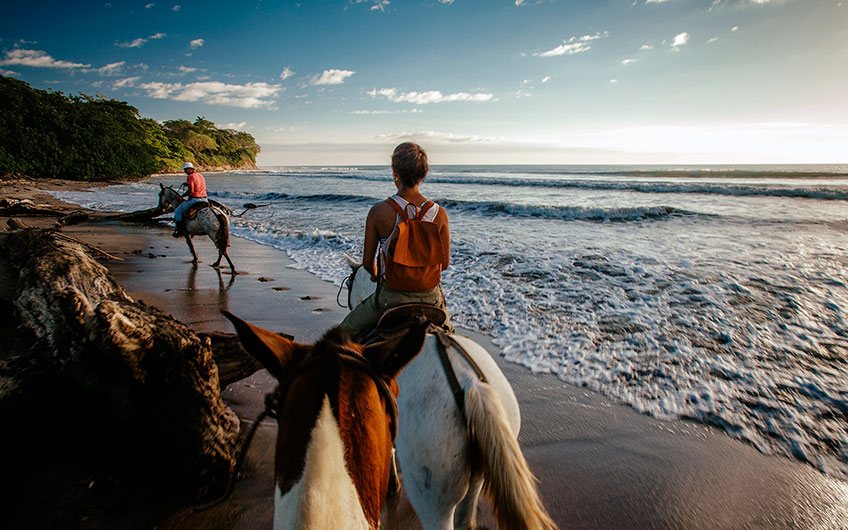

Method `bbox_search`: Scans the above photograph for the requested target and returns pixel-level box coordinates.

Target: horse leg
[184,234,198,263]
[454,471,484,530]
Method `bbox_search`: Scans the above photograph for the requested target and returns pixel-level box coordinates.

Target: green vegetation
[0,76,260,181]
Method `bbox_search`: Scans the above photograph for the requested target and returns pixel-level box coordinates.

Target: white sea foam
[49,166,848,479]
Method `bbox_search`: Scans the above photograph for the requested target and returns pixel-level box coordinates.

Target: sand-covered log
[0,229,240,502]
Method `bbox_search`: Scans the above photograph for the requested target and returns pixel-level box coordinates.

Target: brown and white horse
[223,311,427,530]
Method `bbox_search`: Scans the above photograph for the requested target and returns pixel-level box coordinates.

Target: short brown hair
[391,142,428,188]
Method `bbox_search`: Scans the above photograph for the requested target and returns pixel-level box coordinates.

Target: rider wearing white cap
[173,162,208,237]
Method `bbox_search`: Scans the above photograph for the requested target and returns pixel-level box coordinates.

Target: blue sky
[1,0,846,165]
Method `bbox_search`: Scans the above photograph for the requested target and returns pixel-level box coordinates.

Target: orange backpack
[383,198,445,291]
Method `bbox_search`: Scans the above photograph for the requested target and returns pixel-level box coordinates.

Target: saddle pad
[185,202,208,220]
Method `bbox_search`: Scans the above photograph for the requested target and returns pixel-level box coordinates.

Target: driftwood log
[0,229,242,509]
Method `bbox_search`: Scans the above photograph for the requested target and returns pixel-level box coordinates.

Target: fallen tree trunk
[1,229,240,504]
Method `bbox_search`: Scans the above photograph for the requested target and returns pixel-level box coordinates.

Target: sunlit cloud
[311,69,355,85]
[116,37,146,48]
[0,68,19,76]
[134,80,281,108]
[172,5,181,11]
[541,75,552,83]
[189,38,205,49]
[145,3,155,8]
[535,32,608,57]
[280,66,294,80]
[438,0,455,4]
[707,37,719,43]
[352,109,423,114]
[221,122,247,130]
[641,44,654,50]
[672,32,690,48]
[94,61,126,75]
[355,0,390,12]
[0,48,89,68]
[375,131,501,144]
[621,58,637,65]
[368,87,494,104]
[149,32,166,39]
[177,65,202,73]
[112,76,140,88]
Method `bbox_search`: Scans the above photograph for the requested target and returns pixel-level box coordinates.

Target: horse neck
[350,267,376,307]
[275,386,389,529]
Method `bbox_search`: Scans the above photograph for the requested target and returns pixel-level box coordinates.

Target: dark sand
[51,221,847,530]
[2,175,845,529]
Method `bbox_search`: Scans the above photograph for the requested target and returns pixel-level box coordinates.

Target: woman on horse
[173,162,208,238]
[340,142,454,339]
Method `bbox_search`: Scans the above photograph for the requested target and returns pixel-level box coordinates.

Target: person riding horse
[339,142,454,340]
[173,162,208,238]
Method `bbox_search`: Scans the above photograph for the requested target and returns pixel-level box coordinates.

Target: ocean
[52,164,848,480]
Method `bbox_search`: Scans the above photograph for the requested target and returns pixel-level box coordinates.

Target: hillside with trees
[0,76,260,181]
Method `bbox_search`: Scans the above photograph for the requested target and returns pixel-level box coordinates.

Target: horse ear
[222,311,305,378]
[364,322,427,380]
[159,182,164,189]
[343,253,359,270]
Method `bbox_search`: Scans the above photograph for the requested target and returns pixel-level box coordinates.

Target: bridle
[195,342,398,511]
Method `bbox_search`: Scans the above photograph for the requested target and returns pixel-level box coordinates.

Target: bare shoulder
[368,199,395,220]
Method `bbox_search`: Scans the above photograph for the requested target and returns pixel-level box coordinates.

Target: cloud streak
[535,32,608,58]
[311,69,355,85]
[0,49,89,68]
[134,80,282,108]
[368,87,494,104]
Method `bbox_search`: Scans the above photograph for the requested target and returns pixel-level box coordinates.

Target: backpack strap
[416,201,435,220]
[386,197,408,220]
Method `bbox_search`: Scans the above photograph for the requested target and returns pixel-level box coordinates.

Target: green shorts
[339,284,454,340]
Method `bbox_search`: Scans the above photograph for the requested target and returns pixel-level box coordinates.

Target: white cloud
[136,80,282,108]
[621,58,637,65]
[672,32,690,47]
[376,131,500,144]
[177,65,200,73]
[189,38,205,49]
[0,68,19,76]
[352,109,423,114]
[149,32,166,39]
[95,61,126,75]
[515,0,525,5]
[438,0,455,3]
[707,37,719,43]
[610,79,618,83]
[0,49,89,68]
[145,3,155,8]
[172,4,181,11]
[355,0,390,11]
[732,26,739,31]
[280,66,294,80]
[645,0,671,3]
[535,32,607,58]
[221,122,247,130]
[541,75,551,83]
[113,76,140,88]
[311,69,355,85]
[116,37,147,48]
[640,44,654,50]
[368,87,494,104]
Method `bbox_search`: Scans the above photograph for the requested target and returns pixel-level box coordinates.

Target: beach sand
[3,178,847,529]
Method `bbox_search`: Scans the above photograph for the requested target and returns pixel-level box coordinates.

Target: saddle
[185,199,231,221]
[184,202,209,220]
[362,303,448,345]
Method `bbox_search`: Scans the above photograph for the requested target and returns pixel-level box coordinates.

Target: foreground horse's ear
[159,182,164,189]
[343,253,359,270]
[364,322,427,380]
[222,311,304,378]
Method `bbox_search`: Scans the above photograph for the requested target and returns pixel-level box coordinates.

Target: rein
[337,264,361,309]
[194,344,398,511]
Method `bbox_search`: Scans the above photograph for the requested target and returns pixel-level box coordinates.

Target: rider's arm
[362,205,381,281]
[438,208,450,270]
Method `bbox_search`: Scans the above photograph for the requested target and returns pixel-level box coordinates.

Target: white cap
[181,162,194,170]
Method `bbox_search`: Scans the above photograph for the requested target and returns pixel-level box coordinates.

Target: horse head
[223,311,427,529]
[344,253,376,309]
[157,184,182,212]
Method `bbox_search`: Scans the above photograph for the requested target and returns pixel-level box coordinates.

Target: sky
[1,0,846,166]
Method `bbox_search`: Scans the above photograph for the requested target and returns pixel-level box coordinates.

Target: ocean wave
[440,200,703,222]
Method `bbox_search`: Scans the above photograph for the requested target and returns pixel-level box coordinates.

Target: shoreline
[3,177,847,528]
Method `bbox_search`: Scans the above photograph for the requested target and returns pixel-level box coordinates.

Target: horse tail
[465,383,557,530]
[214,208,230,250]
